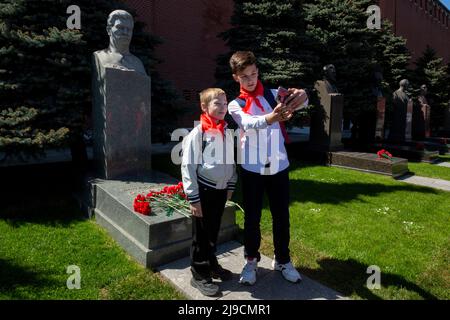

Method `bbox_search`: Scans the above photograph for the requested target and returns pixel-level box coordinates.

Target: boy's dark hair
[229,51,257,74]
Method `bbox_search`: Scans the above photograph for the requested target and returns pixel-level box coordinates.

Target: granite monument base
[83,174,238,268]
[422,137,450,155]
[92,67,152,180]
[329,151,409,178]
[370,143,439,163]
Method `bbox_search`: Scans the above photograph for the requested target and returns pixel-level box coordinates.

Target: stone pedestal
[423,104,431,138]
[329,151,408,178]
[375,97,386,140]
[92,63,152,180]
[310,81,344,152]
[370,143,439,163]
[405,99,413,141]
[442,103,450,137]
[88,176,238,268]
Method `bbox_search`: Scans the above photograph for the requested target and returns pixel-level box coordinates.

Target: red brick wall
[379,0,450,64]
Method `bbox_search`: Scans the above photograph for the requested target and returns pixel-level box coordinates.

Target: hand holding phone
[276,86,291,104]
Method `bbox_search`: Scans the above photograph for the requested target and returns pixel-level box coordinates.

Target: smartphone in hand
[276,86,291,104]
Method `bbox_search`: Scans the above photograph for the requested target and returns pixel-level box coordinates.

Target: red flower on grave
[133,194,151,216]
[440,138,448,145]
[377,149,393,161]
[133,182,190,217]
[416,142,425,150]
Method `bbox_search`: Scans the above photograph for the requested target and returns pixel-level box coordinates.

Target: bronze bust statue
[322,64,339,94]
[93,10,147,76]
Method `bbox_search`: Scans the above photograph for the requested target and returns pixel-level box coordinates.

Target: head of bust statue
[420,84,428,96]
[323,64,336,83]
[399,79,409,91]
[107,10,134,54]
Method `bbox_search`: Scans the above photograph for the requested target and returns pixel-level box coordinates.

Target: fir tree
[0,0,180,162]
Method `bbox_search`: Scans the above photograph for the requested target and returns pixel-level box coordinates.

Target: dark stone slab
[370,143,439,163]
[404,139,449,155]
[443,103,450,134]
[329,151,409,178]
[375,97,386,140]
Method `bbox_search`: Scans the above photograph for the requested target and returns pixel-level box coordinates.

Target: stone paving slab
[158,241,348,300]
[436,161,450,168]
[396,174,450,192]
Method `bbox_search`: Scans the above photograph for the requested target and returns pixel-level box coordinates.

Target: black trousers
[241,167,291,264]
[190,182,227,280]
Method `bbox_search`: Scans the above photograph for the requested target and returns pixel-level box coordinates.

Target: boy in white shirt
[182,88,237,296]
[228,51,308,285]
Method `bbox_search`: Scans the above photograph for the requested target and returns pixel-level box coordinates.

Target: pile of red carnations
[377,149,393,161]
[133,182,190,217]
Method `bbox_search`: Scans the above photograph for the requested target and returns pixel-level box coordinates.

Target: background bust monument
[373,67,387,141]
[92,10,152,180]
[310,64,344,151]
[321,64,339,94]
[389,79,412,142]
[414,84,431,139]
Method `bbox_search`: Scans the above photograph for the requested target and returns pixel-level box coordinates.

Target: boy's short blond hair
[229,51,257,74]
[199,88,226,106]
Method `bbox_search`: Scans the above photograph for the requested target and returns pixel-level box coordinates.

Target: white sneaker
[239,258,258,285]
[272,259,302,283]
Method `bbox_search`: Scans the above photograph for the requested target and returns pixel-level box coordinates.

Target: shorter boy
[181,88,237,296]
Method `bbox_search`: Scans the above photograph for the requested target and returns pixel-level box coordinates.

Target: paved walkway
[158,241,348,300]
[396,174,450,192]
[436,161,450,168]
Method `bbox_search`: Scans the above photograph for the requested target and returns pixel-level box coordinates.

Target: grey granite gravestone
[309,80,344,152]
[389,80,411,143]
[91,176,238,267]
[92,66,151,180]
[444,102,450,135]
[375,97,386,141]
[91,9,151,180]
[405,99,413,141]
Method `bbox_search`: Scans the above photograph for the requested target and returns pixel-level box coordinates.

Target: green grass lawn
[2,157,449,300]
[0,163,185,300]
[408,161,450,181]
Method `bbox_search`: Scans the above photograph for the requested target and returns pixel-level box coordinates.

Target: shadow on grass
[288,178,438,205]
[0,258,61,299]
[299,257,438,300]
[1,195,86,228]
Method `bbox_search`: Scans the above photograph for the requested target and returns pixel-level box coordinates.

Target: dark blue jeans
[190,182,227,280]
[241,167,291,264]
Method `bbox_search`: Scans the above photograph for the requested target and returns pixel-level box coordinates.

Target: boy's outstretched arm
[228,101,269,131]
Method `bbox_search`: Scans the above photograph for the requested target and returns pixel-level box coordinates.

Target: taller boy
[228,51,308,285]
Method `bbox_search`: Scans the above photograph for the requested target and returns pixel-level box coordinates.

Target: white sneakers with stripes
[239,257,302,285]
[272,258,302,283]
